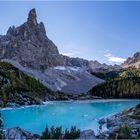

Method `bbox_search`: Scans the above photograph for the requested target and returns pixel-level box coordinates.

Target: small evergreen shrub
[41,125,80,139]
[63,126,80,139]
[117,125,132,139]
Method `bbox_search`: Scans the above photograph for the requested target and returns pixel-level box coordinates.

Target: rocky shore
[97,103,140,139]
[0,103,140,139]
[0,113,40,140]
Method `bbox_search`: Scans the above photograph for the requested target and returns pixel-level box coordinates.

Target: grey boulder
[4,127,39,140]
[78,129,96,139]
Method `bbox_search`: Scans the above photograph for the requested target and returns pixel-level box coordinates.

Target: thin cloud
[60,43,81,57]
[61,52,74,57]
[104,53,126,64]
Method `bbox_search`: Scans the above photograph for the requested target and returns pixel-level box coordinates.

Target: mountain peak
[27,8,37,26]
[0,8,118,72]
[121,52,140,68]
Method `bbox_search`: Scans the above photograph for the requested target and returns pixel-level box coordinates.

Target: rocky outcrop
[97,103,140,139]
[0,8,120,94]
[0,8,120,72]
[0,9,60,70]
[121,52,140,68]
[78,129,96,139]
[0,9,120,71]
[0,114,38,140]
[4,127,39,140]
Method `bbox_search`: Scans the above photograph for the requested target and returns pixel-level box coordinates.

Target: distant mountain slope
[2,59,104,95]
[0,8,119,94]
[121,52,140,68]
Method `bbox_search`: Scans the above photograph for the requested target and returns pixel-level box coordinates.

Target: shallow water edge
[1,99,140,111]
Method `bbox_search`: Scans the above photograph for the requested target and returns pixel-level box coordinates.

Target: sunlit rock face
[121,52,140,68]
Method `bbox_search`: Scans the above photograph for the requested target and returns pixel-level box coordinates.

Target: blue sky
[0,1,140,64]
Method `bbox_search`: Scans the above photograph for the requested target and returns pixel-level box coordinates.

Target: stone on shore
[78,129,96,139]
[4,127,40,140]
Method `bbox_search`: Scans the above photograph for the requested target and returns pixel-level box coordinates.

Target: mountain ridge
[0,8,120,71]
[0,8,119,94]
[121,52,140,68]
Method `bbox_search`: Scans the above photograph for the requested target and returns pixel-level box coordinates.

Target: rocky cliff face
[0,9,120,72]
[0,8,118,94]
[121,52,140,68]
[0,9,62,70]
[0,9,83,70]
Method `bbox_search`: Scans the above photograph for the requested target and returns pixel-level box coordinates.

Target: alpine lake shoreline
[0,8,140,139]
[0,99,140,140]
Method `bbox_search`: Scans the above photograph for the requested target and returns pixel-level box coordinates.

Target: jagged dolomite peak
[0,8,118,94]
[0,8,120,71]
[27,8,37,26]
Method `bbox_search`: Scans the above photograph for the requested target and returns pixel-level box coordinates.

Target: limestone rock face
[0,8,118,94]
[27,8,38,26]
[0,8,120,71]
[0,9,60,70]
[121,52,140,68]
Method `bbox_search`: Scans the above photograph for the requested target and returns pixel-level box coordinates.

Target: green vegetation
[117,125,132,139]
[109,124,140,139]
[0,61,67,107]
[90,67,140,98]
[91,70,119,81]
[63,126,80,139]
[109,125,132,139]
[127,103,140,120]
[41,125,80,139]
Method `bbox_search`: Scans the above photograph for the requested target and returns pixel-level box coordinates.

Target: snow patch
[54,66,66,70]
[1,59,105,95]
[68,67,80,71]
[54,78,67,91]
[53,66,81,72]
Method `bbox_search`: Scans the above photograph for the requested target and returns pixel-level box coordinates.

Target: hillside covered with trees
[0,61,68,107]
[90,67,140,98]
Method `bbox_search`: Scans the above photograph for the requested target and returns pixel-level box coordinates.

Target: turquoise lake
[0,100,140,134]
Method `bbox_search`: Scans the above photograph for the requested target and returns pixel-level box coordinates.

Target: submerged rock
[98,118,106,126]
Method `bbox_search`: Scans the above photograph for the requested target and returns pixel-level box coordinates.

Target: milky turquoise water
[0,100,139,134]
